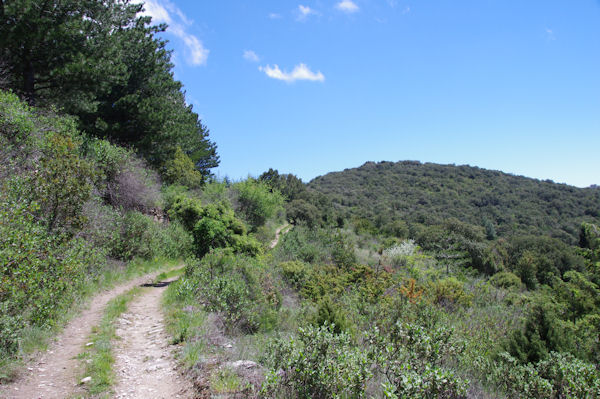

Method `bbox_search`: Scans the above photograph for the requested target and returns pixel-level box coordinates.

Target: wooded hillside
[310,161,600,243]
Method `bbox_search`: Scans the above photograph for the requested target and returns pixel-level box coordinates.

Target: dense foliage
[309,161,600,244]
[0,90,191,360]
[164,168,600,398]
[0,0,218,179]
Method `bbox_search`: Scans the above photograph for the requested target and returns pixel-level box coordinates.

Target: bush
[192,202,260,258]
[35,130,94,233]
[489,271,522,290]
[280,261,311,290]
[234,178,284,231]
[490,351,600,398]
[428,277,472,310]
[0,197,105,355]
[185,251,279,334]
[167,193,203,231]
[114,211,191,260]
[163,146,204,188]
[368,322,468,399]
[311,297,350,334]
[261,325,372,399]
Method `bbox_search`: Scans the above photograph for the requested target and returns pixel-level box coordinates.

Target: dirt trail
[112,278,192,399]
[270,223,291,249]
[0,271,165,399]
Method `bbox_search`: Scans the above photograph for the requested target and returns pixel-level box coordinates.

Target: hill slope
[309,161,600,243]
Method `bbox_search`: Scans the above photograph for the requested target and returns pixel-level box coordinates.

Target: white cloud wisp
[243,50,260,62]
[139,0,209,66]
[259,64,325,83]
[297,4,318,20]
[336,0,359,13]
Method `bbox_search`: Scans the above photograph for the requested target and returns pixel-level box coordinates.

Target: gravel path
[0,271,169,399]
[112,278,192,399]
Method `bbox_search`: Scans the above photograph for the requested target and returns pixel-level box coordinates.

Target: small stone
[86,342,94,347]
[80,376,92,384]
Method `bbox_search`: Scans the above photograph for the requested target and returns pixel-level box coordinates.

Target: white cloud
[297,5,317,20]
[138,0,208,66]
[336,0,359,13]
[170,25,209,66]
[259,64,325,83]
[140,0,171,23]
[545,28,556,40]
[243,50,260,62]
[268,12,282,19]
[402,6,411,14]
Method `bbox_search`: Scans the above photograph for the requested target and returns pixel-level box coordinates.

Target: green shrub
[261,325,372,399]
[506,304,574,364]
[163,147,204,188]
[331,232,357,270]
[191,202,260,258]
[280,261,311,290]
[166,193,203,231]
[428,277,472,310]
[0,197,105,355]
[36,130,93,233]
[489,271,522,290]
[490,351,600,398]
[185,251,278,334]
[235,178,284,231]
[368,322,468,399]
[311,297,350,334]
[115,211,191,260]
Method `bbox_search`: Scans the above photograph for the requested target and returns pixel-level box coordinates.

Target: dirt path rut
[0,271,167,399]
[270,223,291,249]
[112,279,191,399]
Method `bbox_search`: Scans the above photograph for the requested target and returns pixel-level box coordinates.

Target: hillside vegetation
[309,161,600,243]
[161,167,600,398]
[0,0,219,377]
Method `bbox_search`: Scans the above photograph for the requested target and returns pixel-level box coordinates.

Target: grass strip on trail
[78,287,141,397]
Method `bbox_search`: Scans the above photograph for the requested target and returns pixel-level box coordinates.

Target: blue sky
[141,0,600,187]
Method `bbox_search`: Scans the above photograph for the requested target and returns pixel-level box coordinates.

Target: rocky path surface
[0,271,172,399]
[112,278,192,399]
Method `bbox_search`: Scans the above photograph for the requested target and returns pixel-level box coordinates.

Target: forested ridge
[309,160,600,243]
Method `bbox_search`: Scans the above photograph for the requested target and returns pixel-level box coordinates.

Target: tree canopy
[0,0,218,177]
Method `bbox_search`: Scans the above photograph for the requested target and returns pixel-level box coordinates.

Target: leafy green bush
[368,322,468,399]
[167,193,204,231]
[0,197,105,355]
[163,147,204,188]
[261,325,372,399]
[311,297,350,334]
[192,202,260,258]
[489,271,522,290]
[234,178,284,231]
[490,351,600,398]
[114,211,191,260]
[280,261,311,290]
[185,251,279,333]
[428,277,472,310]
